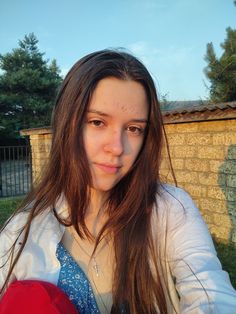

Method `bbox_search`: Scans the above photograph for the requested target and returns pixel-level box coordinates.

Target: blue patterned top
[56,242,100,314]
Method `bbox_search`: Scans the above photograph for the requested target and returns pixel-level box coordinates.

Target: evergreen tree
[204,3,236,102]
[0,33,62,141]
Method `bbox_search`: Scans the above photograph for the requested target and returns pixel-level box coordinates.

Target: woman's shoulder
[154,184,216,255]
[154,184,203,229]
[157,183,197,212]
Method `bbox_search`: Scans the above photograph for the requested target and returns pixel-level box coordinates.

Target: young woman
[0,50,236,314]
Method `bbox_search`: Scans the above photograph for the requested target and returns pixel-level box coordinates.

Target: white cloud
[128,41,194,70]
[127,41,205,100]
[127,41,159,67]
[60,67,70,78]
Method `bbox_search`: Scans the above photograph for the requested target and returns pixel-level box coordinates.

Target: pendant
[93,257,100,277]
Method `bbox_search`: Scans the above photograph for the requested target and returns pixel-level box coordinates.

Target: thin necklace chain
[69,227,111,313]
[69,227,107,277]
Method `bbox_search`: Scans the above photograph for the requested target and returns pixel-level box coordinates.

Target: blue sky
[0,0,236,100]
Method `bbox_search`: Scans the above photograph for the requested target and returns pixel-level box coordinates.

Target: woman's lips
[95,163,121,174]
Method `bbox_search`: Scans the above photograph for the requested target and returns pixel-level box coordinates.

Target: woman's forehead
[88,77,148,118]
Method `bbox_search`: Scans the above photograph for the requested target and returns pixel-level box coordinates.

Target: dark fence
[0,146,32,197]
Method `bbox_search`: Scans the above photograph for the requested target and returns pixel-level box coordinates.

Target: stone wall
[160,119,236,243]
[20,128,52,182]
[21,119,236,243]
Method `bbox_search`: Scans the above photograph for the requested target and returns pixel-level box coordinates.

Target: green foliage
[0,197,23,227]
[0,33,62,141]
[204,27,236,102]
[214,238,236,288]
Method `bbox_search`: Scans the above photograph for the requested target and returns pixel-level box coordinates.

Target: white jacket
[1,185,236,313]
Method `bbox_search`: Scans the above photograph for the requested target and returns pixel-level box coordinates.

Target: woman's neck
[85,188,109,238]
[88,188,108,215]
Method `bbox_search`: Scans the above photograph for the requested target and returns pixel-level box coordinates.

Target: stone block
[44,140,52,148]
[213,213,232,227]
[184,184,207,198]
[225,133,236,145]
[166,133,186,146]
[185,159,209,172]
[228,202,236,215]
[175,170,198,184]
[198,173,218,186]
[171,158,184,170]
[209,225,231,241]
[186,133,212,146]
[226,146,236,160]
[209,160,224,173]
[174,146,197,158]
[212,134,226,145]
[219,160,236,174]
[224,187,236,202]
[34,145,48,153]
[218,173,226,187]
[200,198,227,214]
[207,187,226,200]
[197,146,226,160]
[226,175,236,187]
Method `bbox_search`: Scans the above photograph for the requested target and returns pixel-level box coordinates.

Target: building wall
[160,119,236,243]
[24,118,236,243]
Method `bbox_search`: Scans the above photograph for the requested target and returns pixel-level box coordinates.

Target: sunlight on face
[83,77,148,194]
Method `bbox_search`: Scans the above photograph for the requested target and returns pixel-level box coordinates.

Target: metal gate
[0,146,32,197]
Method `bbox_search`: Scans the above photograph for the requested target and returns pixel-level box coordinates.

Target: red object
[0,280,78,313]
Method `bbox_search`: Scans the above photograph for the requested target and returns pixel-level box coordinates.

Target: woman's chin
[89,185,112,195]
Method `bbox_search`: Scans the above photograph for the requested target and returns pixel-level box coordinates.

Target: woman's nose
[103,130,124,156]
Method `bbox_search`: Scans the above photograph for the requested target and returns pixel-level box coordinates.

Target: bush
[214,238,236,289]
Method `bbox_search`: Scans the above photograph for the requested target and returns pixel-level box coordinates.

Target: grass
[0,197,236,289]
[0,196,23,227]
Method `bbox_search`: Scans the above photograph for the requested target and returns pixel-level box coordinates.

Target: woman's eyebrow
[87,109,147,123]
[87,109,110,117]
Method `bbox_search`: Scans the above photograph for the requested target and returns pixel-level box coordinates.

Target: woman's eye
[127,126,143,135]
[88,120,104,127]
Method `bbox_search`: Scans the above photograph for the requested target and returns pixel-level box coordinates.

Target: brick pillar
[20,128,52,182]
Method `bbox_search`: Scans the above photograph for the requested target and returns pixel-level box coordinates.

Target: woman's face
[83,77,148,193]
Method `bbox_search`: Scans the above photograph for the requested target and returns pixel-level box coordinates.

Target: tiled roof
[161,101,236,115]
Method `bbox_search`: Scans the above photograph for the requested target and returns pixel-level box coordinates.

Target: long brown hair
[1,50,171,313]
